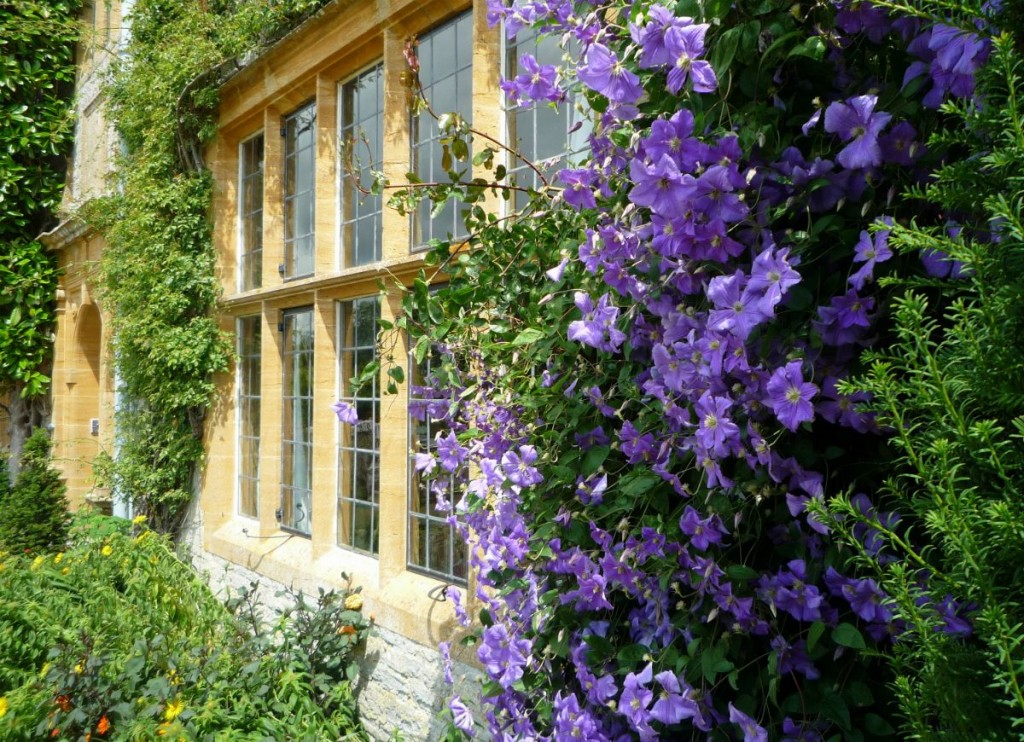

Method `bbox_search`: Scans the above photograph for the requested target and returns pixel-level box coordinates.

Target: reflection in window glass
[237,316,261,518]
[340,64,384,267]
[284,103,316,278]
[504,27,591,211]
[281,308,314,534]
[239,135,264,290]
[408,345,467,583]
[337,297,380,555]
[411,12,473,249]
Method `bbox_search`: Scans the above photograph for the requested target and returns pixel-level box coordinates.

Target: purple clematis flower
[450,696,474,734]
[500,53,563,104]
[631,5,683,68]
[577,42,643,103]
[331,400,359,424]
[478,624,532,688]
[880,120,924,166]
[568,292,627,353]
[921,246,969,278]
[679,505,727,551]
[620,663,655,729]
[849,220,894,289]
[501,445,543,488]
[664,22,716,94]
[729,703,768,742]
[708,271,772,339]
[558,168,598,210]
[694,391,740,458]
[747,245,801,311]
[436,431,467,472]
[650,670,699,724]
[692,165,747,222]
[629,154,696,216]
[545,256,569,282]
[767,360,818,431]
[824,94,892,169]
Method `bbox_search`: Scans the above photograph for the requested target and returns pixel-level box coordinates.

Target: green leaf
[414,336,431,365]
[511,328,545,346]
[788,36,826,61]
[711,28,741,77]
[831,623,866,650]
[619,470,660,497]
[864,713,896,736]
[581,446,610,475]
[616,643,649,664]
[700,642,734,683]
[725,564,760,582]
[844,680,874,707]
[806,620,826,652]
[818,687,853,731]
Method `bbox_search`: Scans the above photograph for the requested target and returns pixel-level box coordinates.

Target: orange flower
[337,624,357,636]
[55,694,72,712]
[97,714,111,735]
[50,729,60,738]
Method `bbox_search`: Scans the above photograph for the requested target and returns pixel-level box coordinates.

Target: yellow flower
[39,662,51,678]
[61,567,69,575]
[344,593,364,611]
[31,555,45,570]
[53,552,63,565]
[163,699,184,722]
[0,696,8,719]
[101,544,113,557]
[132,514,147,525]
[74,663,84,675]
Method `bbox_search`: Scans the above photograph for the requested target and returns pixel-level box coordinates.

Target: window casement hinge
[280,126,287,138]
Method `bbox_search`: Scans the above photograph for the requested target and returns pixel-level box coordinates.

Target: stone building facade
[44,0,584,735]
[41,0,128,510]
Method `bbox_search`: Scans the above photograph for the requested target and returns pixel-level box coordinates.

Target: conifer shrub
[0,429,68,555]
[817,30,1024,736]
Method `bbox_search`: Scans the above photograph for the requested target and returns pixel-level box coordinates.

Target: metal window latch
[275,507,283,522]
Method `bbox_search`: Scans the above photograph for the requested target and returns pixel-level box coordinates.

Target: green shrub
[0,429,68,555]
[817,31,1024,737]
[0,1,80,399]
[0,515,369,740]
[0,454,11,500]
